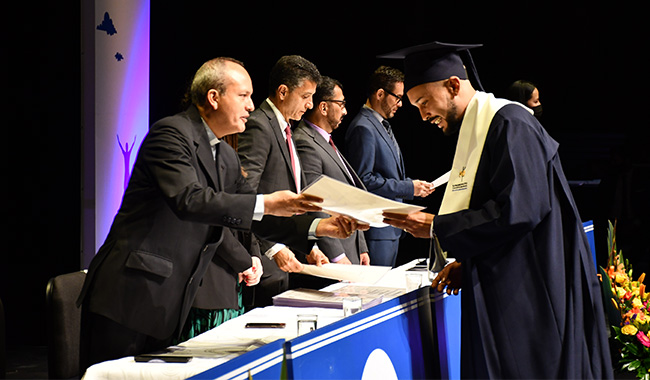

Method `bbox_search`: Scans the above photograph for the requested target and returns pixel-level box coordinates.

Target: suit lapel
[188,106,221,190]
[310,128,351,184]
[261,102,293,172]
[362,108,404,178]
[340,152,366,190]
[307,125,366,189]
[261,101,303,191]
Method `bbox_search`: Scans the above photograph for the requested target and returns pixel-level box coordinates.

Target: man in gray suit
[294,76,370,265]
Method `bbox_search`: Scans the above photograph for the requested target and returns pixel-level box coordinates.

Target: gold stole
[430,92,528,271]
[439,92,524,215]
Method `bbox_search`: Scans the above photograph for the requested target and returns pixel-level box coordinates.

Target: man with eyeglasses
[345,66,434,267]
[294,76,370,266]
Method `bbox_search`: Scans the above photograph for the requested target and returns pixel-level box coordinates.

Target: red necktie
[285,125,299,191]
[328,136,337,152]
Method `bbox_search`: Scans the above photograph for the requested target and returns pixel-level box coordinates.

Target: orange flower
[608,265,616,278]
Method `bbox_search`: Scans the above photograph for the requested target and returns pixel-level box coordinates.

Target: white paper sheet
[300,175,425,227]
[432,170,451,189]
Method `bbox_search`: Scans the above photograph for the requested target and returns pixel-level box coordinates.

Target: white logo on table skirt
[361,349,398,380]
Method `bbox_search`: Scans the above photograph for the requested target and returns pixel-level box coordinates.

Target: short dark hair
[368,66,404,95]
[268,55,322,97]
[189,57,245,106]
[305,76,343,116]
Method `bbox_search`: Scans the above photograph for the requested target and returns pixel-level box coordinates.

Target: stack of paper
[272,284,404,309]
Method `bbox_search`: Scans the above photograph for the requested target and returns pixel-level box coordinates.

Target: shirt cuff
[253,194,265,221]
[264,243,286,260]
[308,218,322,240]
[331,253,347,263]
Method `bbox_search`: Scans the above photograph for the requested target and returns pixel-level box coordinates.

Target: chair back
[46,271,86,379]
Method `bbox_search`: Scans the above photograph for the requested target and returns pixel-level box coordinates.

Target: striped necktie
[381,119,401,154]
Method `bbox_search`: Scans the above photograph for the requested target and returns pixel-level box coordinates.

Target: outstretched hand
[413,180,435,198]
[273,247,304,273]
[263,191,323,217]
[383,211,434,239]
[316,215,370,239]
[307,247,330,267]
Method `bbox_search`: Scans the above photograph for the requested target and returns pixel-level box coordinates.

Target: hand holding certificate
[300,175,425,228]
[432,170,451,189]
[383,171,450,238]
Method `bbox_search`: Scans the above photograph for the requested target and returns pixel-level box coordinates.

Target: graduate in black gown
[382,42,613,379]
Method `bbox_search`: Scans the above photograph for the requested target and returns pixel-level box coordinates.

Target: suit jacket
[293,120,368,264]
[78,106,316,340]
[238,100,309,255]
[345,107,413,240]
[192,140,262,310]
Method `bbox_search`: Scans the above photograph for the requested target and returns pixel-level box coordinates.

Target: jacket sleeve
[213,228,254,273]
[140,121,256,229]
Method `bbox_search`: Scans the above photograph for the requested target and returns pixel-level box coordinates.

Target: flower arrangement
[599,220,650,379]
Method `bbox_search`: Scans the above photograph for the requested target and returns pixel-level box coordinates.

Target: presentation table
[82,260,461,379]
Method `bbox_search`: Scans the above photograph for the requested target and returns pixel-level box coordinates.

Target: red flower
[637,331,650,348]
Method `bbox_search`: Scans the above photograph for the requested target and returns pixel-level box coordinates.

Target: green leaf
[627,360,640,371]
[599,267,622,326]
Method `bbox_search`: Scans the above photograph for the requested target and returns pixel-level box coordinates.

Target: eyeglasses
[382,89,403,104]
[322,99,347,108]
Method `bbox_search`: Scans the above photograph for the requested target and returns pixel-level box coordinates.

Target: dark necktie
[284,124,299,191]
[382,119,401,154]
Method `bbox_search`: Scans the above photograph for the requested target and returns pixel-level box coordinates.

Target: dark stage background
[4,1,648,350]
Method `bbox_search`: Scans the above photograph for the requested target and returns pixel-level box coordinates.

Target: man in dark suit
[78,58,363,371]
[345,66,434,267]
[293,76,370,265]
[237,55,331,306]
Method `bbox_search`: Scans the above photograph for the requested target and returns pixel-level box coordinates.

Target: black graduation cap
[378,41,484,92]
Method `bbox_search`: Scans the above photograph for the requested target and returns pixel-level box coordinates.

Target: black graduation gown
[434,104,613,379]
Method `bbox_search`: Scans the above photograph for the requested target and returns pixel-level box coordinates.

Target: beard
[443,98,462,136]
[380,98,396,119]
